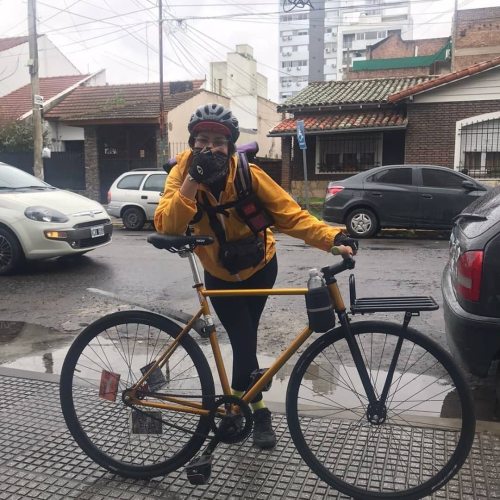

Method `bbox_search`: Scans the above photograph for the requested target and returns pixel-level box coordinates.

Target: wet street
[0,227,498,420]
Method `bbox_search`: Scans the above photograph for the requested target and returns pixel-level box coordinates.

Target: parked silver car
[106,169,167,230]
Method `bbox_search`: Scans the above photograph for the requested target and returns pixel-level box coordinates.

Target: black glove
[334,233,359,253]
[189,149,229,185]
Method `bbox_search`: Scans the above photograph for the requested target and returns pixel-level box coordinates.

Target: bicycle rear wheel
[60,310,214,479]
[286,321,475,500]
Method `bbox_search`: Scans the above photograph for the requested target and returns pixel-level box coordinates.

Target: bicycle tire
[60,310,215,479]
[286,320,475,500]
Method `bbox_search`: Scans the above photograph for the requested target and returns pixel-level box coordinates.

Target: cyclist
[154,103,358,449]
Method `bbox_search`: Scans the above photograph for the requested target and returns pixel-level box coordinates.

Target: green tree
[0,119,46,152]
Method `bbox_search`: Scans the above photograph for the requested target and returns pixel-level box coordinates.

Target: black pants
[204,255,278,402]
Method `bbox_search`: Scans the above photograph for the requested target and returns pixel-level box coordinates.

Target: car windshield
[0,164,53,189]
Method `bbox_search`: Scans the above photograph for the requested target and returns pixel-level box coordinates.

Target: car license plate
[90,225,105,238]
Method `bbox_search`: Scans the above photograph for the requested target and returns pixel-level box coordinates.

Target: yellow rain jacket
[154,149,342,281]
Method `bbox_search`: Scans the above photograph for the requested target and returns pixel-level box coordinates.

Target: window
[280,13,308,22]
[143,173,167,192]
[359,152,375,167]
[369,168,412,185]
[343,153,358,169]
[317,134,382,174]
[486,152,500,170]
[117,174,145,190]
[325,153,340,170]
[422,169,464,189]
[464,152,481,169]
[343,34,354,48]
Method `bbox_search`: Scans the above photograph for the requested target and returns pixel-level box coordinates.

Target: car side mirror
[462,180,476,191]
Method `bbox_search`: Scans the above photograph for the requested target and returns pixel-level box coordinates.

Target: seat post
[181,250,204,286]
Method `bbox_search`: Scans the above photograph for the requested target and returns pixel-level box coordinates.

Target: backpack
[196,152,274,274]
[198,152,273,235]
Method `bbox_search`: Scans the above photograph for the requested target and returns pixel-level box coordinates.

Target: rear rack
[349,275,439,314]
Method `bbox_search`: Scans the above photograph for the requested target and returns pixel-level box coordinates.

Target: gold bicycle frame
[128,251,345,417]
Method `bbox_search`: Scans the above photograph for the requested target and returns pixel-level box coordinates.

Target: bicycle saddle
[147,233,214,252]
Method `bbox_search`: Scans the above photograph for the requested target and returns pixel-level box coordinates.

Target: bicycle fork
[338,310,413,424]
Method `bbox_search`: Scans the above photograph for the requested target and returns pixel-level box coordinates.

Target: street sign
[34,94,44,106]
[296,119,309,211]
[296,120,306,150]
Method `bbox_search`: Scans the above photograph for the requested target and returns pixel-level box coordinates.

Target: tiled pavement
[1,367,500,499]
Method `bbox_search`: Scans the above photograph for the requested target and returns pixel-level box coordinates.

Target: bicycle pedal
[186,454,212,485]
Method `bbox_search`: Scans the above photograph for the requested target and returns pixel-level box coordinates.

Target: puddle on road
[1,321,495,422]
[0,321,73,374]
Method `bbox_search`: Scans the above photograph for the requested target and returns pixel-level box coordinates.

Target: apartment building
[278,0,413,101]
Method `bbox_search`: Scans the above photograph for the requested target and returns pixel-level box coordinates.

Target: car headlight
[25,206,69,223]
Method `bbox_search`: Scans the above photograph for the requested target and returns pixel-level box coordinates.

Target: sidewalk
[1,366,499,499]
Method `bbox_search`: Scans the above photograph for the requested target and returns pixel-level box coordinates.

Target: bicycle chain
[121,390,247,439]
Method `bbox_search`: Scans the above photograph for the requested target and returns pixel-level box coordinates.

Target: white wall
[0,35,81,97]
[47,122,84,151]
[208,45,273,132]
[413,67,500,103]
[38,36,80,77]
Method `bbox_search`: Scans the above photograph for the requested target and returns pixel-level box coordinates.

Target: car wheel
[346,208,378,238]
[0,227,24,275]
[122,207,146,230]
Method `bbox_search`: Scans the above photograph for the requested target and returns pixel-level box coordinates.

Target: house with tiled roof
[0,35,82,97]
[269,57,500,196]
[0,73,103,125]
[44,81,282,201]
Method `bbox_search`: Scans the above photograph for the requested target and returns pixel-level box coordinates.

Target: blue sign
[296,120,306,150]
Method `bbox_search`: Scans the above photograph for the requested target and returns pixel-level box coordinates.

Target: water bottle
[307,268,324,289]
[305,268,336,333]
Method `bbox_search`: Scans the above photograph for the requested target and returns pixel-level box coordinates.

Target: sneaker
[252,408,276,449]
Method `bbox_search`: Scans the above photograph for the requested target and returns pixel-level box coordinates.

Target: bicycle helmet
[188,103,240,144]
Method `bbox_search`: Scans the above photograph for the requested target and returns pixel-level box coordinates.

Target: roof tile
[0,36,29,52]
[0,75,88,124]
[44,80,205,122]
[269,110,407,135]
[278,76,436,110]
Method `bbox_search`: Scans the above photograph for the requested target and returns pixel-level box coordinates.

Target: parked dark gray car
[442,186,500,377]
[322,165,488,238]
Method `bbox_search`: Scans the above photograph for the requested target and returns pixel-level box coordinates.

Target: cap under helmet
[188,103,240,143]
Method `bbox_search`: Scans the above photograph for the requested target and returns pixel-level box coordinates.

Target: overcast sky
[0,0,499,102]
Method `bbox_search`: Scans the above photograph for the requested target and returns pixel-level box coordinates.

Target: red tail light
[326,185,344,198]
[456,250,483,302]
[107,191,111,204]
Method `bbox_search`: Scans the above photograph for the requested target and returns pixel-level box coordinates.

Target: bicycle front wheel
[60,310,215,479]
[286,321,475,500]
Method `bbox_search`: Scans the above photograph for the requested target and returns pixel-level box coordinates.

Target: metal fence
[458,118,500,179]
[0,151,85,189]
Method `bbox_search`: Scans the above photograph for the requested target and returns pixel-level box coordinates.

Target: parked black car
[442,186,500,377]
[322,165,488,238]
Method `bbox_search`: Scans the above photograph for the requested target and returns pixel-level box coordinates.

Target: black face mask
[191,148,229,186]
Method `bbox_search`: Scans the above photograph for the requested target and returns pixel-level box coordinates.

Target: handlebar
[321,256,355,284]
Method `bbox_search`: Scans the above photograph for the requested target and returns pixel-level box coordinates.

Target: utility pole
[158,0,167,167]
[27,0,44,179]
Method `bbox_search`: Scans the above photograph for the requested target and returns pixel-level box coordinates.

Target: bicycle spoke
[62,313,211,474]
[288,325,474,498]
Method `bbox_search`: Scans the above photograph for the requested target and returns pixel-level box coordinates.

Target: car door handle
[421,194,433,199]
[370,192,382,197]
[141,195,147,199]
